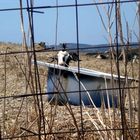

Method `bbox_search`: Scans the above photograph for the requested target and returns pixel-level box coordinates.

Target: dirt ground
[0,43,139,139]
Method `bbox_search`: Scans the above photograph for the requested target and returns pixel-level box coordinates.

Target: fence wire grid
[0,0,140,140]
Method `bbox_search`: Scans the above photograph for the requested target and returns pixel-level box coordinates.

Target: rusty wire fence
[0,0,140,139]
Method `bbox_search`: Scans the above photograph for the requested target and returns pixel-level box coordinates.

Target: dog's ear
[61,43,67,51]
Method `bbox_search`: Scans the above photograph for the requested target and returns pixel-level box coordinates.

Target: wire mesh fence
[0,0,139,139]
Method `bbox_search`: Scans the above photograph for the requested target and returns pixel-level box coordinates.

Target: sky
[0,0,139,45]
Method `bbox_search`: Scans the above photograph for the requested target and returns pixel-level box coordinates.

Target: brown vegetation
[0,43,139,139]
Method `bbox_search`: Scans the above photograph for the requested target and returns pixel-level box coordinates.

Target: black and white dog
[49,44,80,67]
[57,50,79,67]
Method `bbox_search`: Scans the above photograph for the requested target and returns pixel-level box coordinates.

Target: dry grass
[0,43,139,139]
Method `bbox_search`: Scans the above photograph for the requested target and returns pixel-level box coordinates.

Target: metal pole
[115,0,127,139]
[75,0,84,139]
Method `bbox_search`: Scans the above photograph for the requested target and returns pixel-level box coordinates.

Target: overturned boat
[36,61,134,108]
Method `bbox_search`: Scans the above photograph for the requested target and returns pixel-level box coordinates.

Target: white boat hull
[47,68,119,107]
[32,61,133,108]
